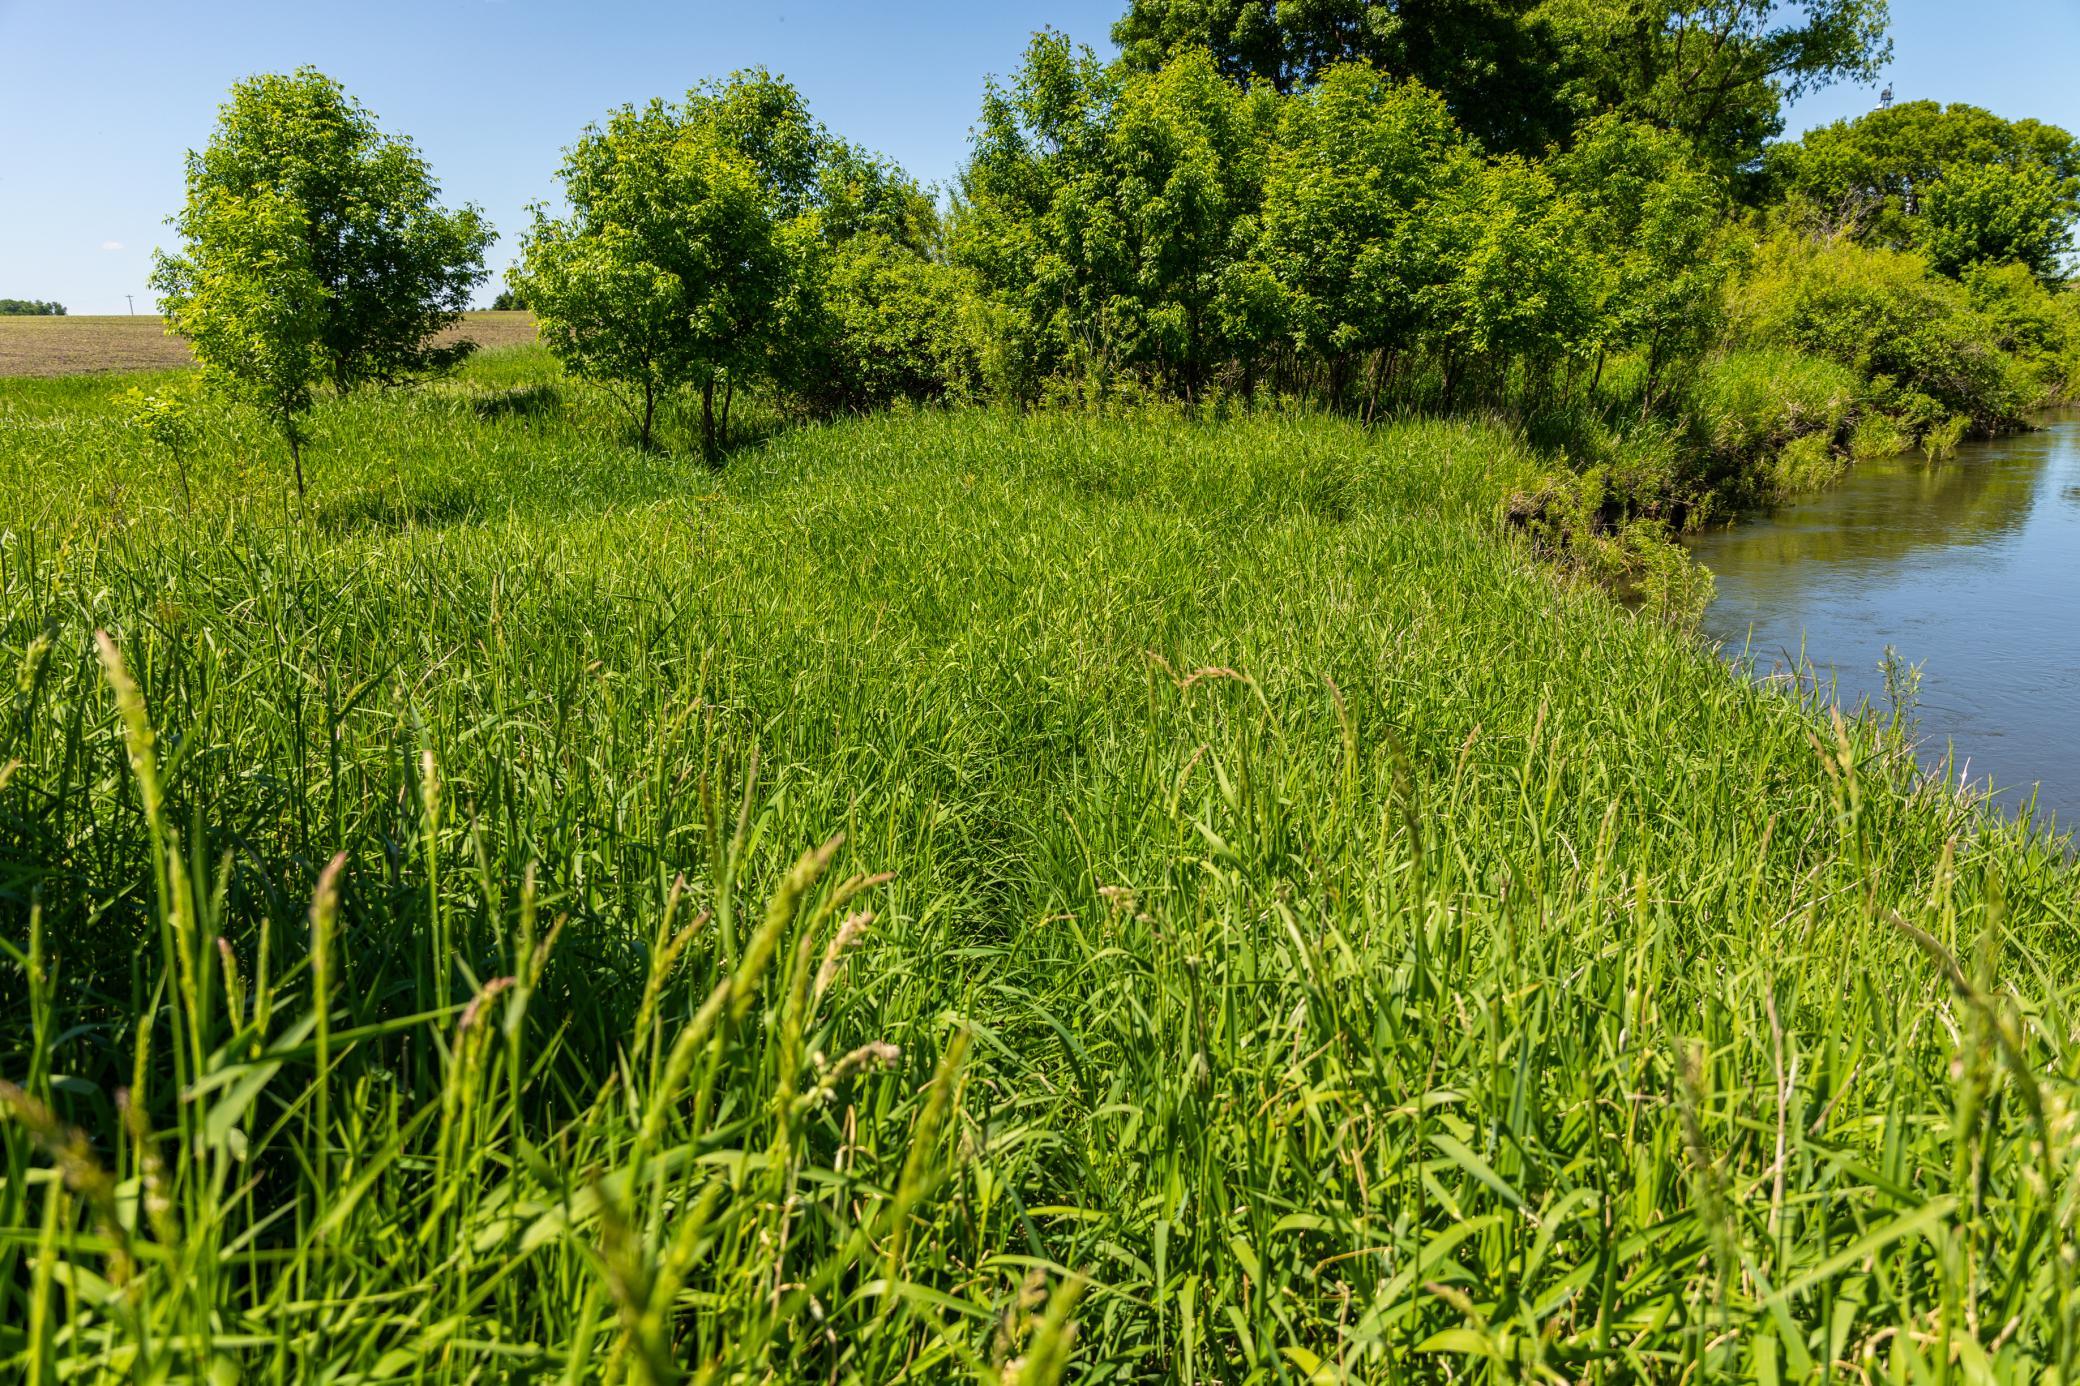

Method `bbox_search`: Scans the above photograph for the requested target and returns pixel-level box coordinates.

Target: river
[1687,412,2080,835]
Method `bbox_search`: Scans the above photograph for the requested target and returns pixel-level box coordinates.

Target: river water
[1687,413,2080,834]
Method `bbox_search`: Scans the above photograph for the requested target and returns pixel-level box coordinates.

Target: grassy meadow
[4,347,2080,1382]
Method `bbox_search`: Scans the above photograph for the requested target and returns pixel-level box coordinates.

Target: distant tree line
[0,299,66,316]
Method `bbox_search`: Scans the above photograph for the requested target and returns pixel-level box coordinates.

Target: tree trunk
[288,429,306,499]
[640,383,657,451]
[720,373,734,450]
[1641,328,1670,421]
[701,376,718,462]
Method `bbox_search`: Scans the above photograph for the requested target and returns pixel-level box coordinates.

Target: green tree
[149,187,328,493]
[1115,0,1890,164]
[956,36,1277,399]
[0,299,65,316]
[1541,0,1891,173]
[1553,115,1733,398]
[1257,64,1472,408]
[1921,161,2072,279]
[761,138,945,413]
[155,69,490,396]
[152,68,490,494]
[781,144,979,413]
[1766,100,2079,257]
[816,141,942,251]
[517,99,785,453]
[666,72,968,418]
[1114,0,1573,154]
[1428,156,1592,405]
[954,34,1123,401]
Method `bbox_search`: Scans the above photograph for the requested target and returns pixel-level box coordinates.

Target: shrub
[1921,412,1969,460]
[1730,234,2033,437]
[805,234,981,410]
[1850,411,1912,459]
[1964,260,2079,401]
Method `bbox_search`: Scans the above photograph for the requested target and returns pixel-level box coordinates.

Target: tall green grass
[4,352,2078,1381]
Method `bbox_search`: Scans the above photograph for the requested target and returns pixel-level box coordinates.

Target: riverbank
[5,351,2078,1378]
[1692,409,2080,836]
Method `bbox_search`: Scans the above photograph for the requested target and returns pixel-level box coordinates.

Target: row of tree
[0,299,65,316]
[954,39,1735,411]
[148,4,2079,484]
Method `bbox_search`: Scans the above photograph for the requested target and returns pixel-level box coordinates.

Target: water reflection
[1689,414,2080,830]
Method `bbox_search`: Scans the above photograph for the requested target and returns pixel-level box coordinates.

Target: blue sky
[3,0,2076,315]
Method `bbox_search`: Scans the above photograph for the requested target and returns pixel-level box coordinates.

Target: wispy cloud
[100,240,124,252]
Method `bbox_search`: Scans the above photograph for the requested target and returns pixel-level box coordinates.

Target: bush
[1849,410,1911,460]
[1921,412,1970,460]
[1730,234,2035,437]
[804,234,981,410]
[1964,260,2080,401]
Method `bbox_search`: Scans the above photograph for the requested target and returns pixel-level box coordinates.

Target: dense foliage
[0,300,64,316]
[941,32,2080,572]
[143,43,2080,539]
[1114,0,1892,166]
[1767,100,2080,276]
[951,33,1729,423]
[519,71,968,450]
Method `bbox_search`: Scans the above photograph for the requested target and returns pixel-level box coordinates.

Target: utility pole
[126,294,135,316]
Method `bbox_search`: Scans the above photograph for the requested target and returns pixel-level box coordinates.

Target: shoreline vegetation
[10,0,2080,1378]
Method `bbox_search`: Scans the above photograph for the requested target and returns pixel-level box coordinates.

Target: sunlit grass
[3,349,2077,1381]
